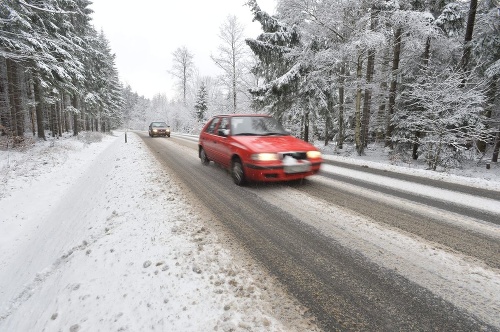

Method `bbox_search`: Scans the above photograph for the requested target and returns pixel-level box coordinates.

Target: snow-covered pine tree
[194,85,208,122]
[245,0,302,118]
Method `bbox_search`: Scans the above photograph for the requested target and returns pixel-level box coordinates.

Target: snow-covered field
[0,132,318,332]
[0,131,498,331]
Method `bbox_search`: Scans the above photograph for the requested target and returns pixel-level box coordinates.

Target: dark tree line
[0,0,123,146]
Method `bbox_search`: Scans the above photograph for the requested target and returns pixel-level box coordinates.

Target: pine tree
[245,0,302,117]
[194,85,208,122]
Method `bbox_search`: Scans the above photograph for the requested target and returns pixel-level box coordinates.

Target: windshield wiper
[262,132,287,136]
[233,132,260,136]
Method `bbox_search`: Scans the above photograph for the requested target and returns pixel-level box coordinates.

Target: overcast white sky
[89,0,277,100]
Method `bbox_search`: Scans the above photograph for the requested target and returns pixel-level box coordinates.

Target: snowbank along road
[144,132,500,331]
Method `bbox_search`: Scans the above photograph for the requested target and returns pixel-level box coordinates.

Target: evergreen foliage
[243,0,500,167]
[194,85,208,122]
[0,0,123,141]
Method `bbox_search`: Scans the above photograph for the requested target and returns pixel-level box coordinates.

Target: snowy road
[1,131,499,331]
[146,133,500,331]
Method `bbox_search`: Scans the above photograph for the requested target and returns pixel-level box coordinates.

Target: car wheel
[231,158,245,186]
[200,148,210,166]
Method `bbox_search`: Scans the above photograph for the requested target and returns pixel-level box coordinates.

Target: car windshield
[152,122,167,128]
[231,116,288,136]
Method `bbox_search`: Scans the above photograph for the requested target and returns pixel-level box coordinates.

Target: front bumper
[152,130,170,136]
[244,160,322,182]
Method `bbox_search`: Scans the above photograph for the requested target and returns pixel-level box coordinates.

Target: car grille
[280,152,307,160]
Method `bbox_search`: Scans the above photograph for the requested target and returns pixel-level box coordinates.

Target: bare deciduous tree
[211,15,249,113]
[169,46,195,105]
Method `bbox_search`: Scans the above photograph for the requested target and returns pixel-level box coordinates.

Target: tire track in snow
[251,183,500,328]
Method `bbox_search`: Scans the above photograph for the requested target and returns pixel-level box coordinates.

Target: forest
[0,0,122,142]
[1,0,500,170]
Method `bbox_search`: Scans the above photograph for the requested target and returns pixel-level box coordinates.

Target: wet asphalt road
[139,132,499,332]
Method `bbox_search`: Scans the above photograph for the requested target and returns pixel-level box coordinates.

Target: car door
[200,117,221,162]
[211,117,232,168]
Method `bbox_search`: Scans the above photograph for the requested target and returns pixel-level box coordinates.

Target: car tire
[231,158,245,186]
[200,148,210,166]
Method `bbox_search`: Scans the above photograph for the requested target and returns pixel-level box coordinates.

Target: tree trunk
[49,103,55,137]
[303,111,309,143]
[361,50,374,149]
[377,47,390,140]
[338,63,346,149]
[26,75,36,136]
[233,50,237,113]
[325,89,334,146]
[324,115,329,146]
[492,130,500,163]
[361,7,378,149]
[412,131,421,160]
[0,57,10,132]
[460,0,477,76]
[355,51,363,155]
[422,36,431,68]
[72,94,79,136]
[33,78,45,140]
[6,59,23,137]
[385,27,403,148]
[15,63,25,136]
[57,96,63,137]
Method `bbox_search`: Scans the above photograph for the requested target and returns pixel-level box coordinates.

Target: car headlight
[153,129,157,132]
[251,153,280,161]
[307,151,322,159]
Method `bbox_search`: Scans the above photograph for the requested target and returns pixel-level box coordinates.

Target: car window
[205,117,220,134]
[218,117,230,136]
[231,116,288,136]
[151,122,167,127]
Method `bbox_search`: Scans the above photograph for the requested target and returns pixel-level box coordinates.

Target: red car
[198,114,322,185]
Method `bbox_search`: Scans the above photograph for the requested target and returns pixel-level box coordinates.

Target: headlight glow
[251,153,280,161]
[153,129,158,132]
[307,151,322,159]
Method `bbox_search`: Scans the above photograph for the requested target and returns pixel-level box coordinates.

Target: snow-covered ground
[320,141,500,192]
[0,132,318,332]
[0,132,498,331]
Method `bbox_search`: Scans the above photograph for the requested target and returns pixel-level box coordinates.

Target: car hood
[231,135,317,152]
